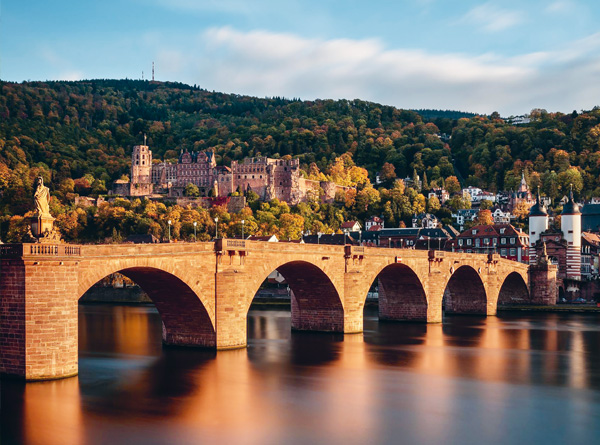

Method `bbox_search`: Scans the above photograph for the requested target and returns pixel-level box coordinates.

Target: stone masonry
[1,241,534,380]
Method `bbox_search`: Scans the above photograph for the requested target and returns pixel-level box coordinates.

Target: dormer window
[472,229,477,235]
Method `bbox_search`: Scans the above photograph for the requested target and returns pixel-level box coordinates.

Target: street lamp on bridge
[167,220,172,242]
[241,219,245,240]
[214,217,219,239]
[193,221,197,241]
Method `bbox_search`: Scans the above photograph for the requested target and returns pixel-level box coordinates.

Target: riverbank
[498,304,600,313]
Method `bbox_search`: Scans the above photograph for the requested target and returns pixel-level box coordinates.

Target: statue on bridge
[30,176,62,243]
[34,176,51,218]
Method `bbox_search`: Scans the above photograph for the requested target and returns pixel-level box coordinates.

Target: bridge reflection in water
[2,305,599,444]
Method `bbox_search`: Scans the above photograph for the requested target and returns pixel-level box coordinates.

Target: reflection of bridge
[0,240,552,380]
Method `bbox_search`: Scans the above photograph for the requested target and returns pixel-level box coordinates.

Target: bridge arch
[497,271,530,305]
[376,263,428,322]
[443,265,487,315]
[245,260,344,332]
[79,264,216,348]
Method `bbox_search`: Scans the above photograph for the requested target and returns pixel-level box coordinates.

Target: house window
[500,248,507,256]
[500,228,505,234]
[501,238,506,244]
[510,248,517,256]
[475,239,480,247]
[458,239,463,246]
[510,237,515,244]
[467,239,472,246]
[472,229,477,235]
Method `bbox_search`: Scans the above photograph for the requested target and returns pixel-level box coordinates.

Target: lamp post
[388,237,391,248]
[167,219,172,242]
[241,219,245,239]
[214,217,219,239]
[193,221,197,241]
[317,232,322,244]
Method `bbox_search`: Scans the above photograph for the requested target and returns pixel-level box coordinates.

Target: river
[2,304,600,444]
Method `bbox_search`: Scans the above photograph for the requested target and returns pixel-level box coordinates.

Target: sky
[2,0,600,116]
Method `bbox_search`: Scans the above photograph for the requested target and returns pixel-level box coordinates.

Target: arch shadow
[377,263,428,322]
[80,267,216,348]
[498,272,530,305]
[443,266,487,315]
[249,261,344,333]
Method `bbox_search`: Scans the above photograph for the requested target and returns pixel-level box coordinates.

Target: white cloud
[153,26,600,116]
[545,0,577,14]
[461,3,525,33]
[59,71,85,81]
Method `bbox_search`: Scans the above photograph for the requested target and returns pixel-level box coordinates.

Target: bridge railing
[0,243,82,258]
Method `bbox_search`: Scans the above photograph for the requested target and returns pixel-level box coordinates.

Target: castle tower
[131,141,152,185]
[528,188,548,265]
[561,186,581,280]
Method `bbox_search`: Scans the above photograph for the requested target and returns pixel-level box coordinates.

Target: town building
[428,188,449,204]
[448,223,529,263]
[452,208,478,230]
[581,232,600,280]
[412,213,438,229]
[508,173,535,212]
[491,207,511,224]
[582,199,600,232]
[341,221,362,233]
[365,216,384,231]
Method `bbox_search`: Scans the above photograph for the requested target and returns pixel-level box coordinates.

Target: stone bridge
[0,239,545,380]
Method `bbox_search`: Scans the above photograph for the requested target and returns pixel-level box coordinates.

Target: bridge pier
[0,257,79,381]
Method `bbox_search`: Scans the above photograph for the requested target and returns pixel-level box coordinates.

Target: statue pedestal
[31,215,61,243]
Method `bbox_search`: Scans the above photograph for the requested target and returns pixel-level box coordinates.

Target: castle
[113,143,350,205]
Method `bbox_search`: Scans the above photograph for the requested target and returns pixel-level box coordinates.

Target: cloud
[461,3,525,32]
[153,26,600,116]
[545,0,577,14]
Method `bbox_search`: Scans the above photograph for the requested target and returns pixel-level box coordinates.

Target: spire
[561,182,581,215]
[529,186,548,217]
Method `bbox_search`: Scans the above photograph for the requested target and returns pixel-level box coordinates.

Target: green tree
[185,183,200,197]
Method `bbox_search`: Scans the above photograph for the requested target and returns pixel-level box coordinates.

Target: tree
[185,183,200,197]
[445,176,461,194]
[427,196,441,213]
[479,199,493,210]
[557,167,584,196]
[475,209,493,225]
[380,162,396,183]
[512,201,531,220]
[412,194,426,215]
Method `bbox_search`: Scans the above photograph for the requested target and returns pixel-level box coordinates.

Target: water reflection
[1,304,600,444]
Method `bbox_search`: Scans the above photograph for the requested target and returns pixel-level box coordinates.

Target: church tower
[561,186,581,280]
[528,188,548,265]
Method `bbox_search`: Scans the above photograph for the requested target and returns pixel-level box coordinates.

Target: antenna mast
[152,62,155,81]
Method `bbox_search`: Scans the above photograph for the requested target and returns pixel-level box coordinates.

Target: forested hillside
[1,79,599,242]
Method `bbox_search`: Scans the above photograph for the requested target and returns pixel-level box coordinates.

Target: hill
[1,79,600,235]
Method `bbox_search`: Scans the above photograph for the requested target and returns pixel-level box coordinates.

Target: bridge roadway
[0,239,536,380]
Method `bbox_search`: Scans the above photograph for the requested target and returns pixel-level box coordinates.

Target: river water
[2,304,600,444]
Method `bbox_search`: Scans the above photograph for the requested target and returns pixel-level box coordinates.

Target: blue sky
[3,0,600,115]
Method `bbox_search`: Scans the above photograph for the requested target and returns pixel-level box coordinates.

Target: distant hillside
[1,79,599,219]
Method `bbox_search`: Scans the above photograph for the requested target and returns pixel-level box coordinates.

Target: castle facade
[113,144,350,205]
